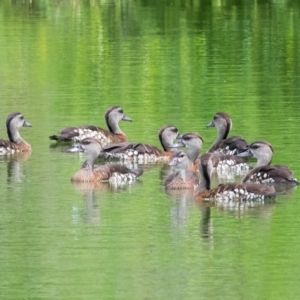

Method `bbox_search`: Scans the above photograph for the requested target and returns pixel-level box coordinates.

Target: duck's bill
[122,115,132,122]
[168,158,179,166]
[236,148,252,157]
[206,121,215,128]
[169,140,185,148]
[23,120,32,127]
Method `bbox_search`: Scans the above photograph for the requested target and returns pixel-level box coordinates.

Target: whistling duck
[0,112,32,155]
[50,106,132,145]
[101,125,181,163]
[195,153,276,204]
[68,138,143,184]
[238,141,299,185]
[170,132,203,172]
[206,112,248,155]
[171,132,249,175]
[164,151,199,190]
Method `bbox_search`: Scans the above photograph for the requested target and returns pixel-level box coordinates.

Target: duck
[49,106,132,145]
[171,132,202,164]
[237,141,299,185]
[170,132,203,172]
[0,112,32,155]
[195,153,276,205]
[206,112,249,155]
[100,125,182,163]
[68,138,143,184]
[171,132,249,175]
[164,150,199,190]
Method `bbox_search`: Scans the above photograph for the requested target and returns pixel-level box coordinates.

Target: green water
[1,0,300,299]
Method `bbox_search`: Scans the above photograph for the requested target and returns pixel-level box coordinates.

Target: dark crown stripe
[183,132,204,143]
[250,140,274,153]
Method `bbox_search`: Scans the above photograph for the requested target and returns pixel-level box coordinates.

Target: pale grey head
[105,106,132,134]
[168,150,191,170]
[237,141,273,167]
[170,132,203,162]
[6,112,32,143]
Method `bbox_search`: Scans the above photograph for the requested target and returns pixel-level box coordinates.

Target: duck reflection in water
[166,188,214,242]
[1,152,32,184]
[72,181,102,225]
[198,205,213,242]
[71,177,141,225]
[166,189,195,229]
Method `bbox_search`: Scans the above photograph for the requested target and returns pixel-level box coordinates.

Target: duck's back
[72,164,143,183]
[243,165,299,185]
[101,142,168,162]
[214,136,249,155]
[197,182,276,202]
[51,126,127,145]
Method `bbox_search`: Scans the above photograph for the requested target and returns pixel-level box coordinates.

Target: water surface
[1,1,300,299]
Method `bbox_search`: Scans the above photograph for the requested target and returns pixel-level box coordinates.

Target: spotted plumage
[101,125,181,163]
[206,112,249,155]
[238,141,299,185]
[68,138,143,184]
[211,154,250,179]
[0,112,32,155]
[164,151,199,190]
[171,132,249,175]
[195,153,276,204]
[49,106,132,145]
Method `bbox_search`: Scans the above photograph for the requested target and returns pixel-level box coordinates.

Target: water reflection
[167,189,194,227]
[0,152,32,184]
[215,199,277,219]
[49,141,73,153]
[198,205,213,242]
[71,179,143,225]
[71,181,104,225]
[159,164,174,183]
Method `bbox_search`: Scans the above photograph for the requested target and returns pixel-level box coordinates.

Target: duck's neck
[186,147,200,163]
[107,117,123,134]
[7,124,23,144]
[198,164,211,192]
[255,151,273,167]
[81,151,97,171]
[160,132,175,151]
[208,122,230,152]
[177,158,191,171]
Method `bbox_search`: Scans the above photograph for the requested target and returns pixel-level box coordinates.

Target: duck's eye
[183,136,191,141]
[82,141,91,145]
[171,128,177,133]
[251,145,260,150]
[119,109,123,114]
[179,154,185,158]
[20,116,24,120]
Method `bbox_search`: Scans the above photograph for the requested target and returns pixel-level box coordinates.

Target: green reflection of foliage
[0,1,300,299]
